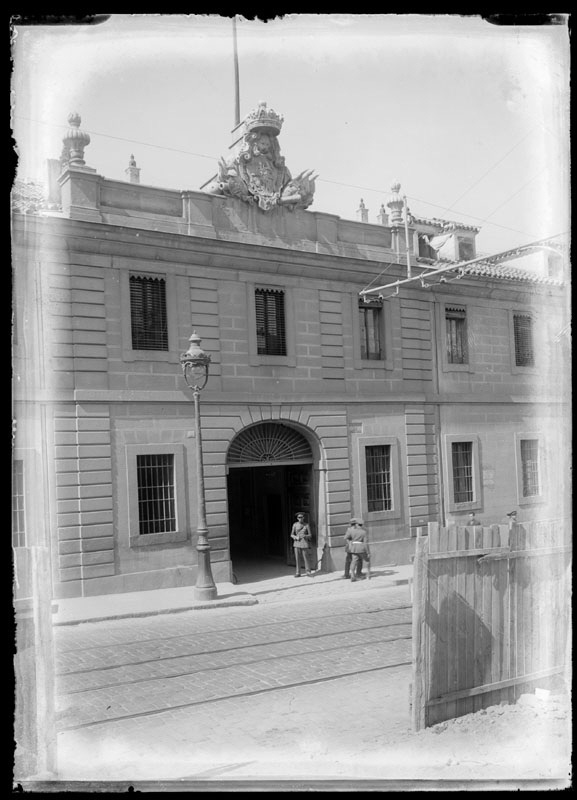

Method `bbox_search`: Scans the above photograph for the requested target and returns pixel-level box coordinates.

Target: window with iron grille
[513,314,534,367]
[12,459,26,548]
[255,288,287,356]
[136,454,176,535]
[446,306,468,364]
[359,301,383,360]
[520,439,540,497]
[366,445,392,511]
[451,441,474,503]
[129,275,169,351]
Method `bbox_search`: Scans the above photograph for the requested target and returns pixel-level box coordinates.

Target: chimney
[356,198,369,223]
[125,154,141,184]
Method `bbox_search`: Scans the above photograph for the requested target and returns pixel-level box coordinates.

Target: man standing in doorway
[291,513,314,577]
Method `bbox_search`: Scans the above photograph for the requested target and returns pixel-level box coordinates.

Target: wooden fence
[411,519,572,730]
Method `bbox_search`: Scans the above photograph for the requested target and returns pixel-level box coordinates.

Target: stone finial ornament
[377,204,389,226]
[357,199,369,223]
[207,101,317,212]
[386,181,404,226]
[63,113,91,167]
[126,154,141,184]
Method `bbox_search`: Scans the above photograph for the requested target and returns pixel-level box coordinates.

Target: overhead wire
[445,127,538,211]
[481,168,547,221]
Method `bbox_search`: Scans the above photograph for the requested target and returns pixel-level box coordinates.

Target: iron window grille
[129,275,169,351]
[451,441,474,503]
[446,306,468,364]
[12,459,26,548]
[520,438,540,497]
[255,288,287,356]
[513,314,535,367]
[136,453,176,535]
[366,444,392,512]
[359,301,383,360]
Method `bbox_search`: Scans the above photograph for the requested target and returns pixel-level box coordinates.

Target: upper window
[520,438,540,498]
[458,239,475,261]
[418,234,436,260]
[365,444,392,511]
[445,306,468,365]
[359,300,383,360]
[513,314,535,367]
[12,459,26,548]
[255,288,287,356]
[129,274,169,351]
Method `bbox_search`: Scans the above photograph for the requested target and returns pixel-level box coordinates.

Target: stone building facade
[12,109,570,601]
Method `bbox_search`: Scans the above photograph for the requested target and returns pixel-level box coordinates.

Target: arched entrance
[226,422,316,579]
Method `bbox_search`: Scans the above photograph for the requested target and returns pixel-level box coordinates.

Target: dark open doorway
[227,463,315,582]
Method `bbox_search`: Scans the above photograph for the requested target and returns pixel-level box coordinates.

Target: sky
[11,14,570,255]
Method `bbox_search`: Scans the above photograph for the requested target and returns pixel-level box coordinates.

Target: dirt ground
[366,687,573,785]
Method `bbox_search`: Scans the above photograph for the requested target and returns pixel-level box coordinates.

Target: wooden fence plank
[447,524,457,552]
[491,532,504,708]
[411,534,429,731]
[498,524,509,549]
[481,541,493,710]
[431,524,450,725]
[523,549,533,690]
[446,537,458,721]
[428,521,440,553]
[473,525,483,549]
[551,552,563,675]
[463,533,476,716]
[455,527,468,719]
[472,539,484,713]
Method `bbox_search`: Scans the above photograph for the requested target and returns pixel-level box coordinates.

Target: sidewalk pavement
[52,563,413,626]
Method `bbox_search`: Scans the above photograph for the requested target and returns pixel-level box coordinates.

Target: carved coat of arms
[207,101,317,212]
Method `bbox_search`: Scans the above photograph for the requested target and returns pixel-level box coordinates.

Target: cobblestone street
[55,582,414,781]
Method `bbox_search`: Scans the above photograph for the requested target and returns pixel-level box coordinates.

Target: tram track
[57,626,412,693]
[55,603,412,655]
[57,657,413,732]
[56,618,412,680]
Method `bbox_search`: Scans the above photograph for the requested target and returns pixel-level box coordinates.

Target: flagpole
[233,16,240,127]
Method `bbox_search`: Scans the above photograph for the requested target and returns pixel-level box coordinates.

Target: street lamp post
[180,331,218,601]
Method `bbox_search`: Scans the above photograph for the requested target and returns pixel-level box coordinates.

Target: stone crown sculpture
[207,101,317,212]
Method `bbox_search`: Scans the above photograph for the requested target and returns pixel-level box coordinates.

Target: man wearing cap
[344,518,371,581]
[290,512,315,577]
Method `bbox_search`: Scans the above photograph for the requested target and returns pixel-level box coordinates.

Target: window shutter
[255,288,287,356]
[130,275,169,351]
[520,439,540,497]
[359,301,383,360]
[445,307,467,364]
[513,314,534,367]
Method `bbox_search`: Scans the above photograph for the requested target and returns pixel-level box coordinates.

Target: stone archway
[226,422,317,576]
